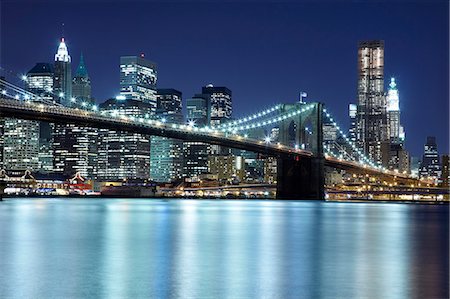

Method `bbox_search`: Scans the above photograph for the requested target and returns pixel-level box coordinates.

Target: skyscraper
[53,37,72,105]
[120,55,157,110]
[183,94,211,178]
[25,63,55,173]
[201,84,232,126]
[3,119,39,171]
[2,63,54,172]
[72,53,92,103]
[419,136,441,182]
[381,77,409,172]
[97,55,157,181]
[150,89,183,182]
[53,48,97,178]
[356,40,388,165]
[386,77,404,144]
[348,104,357,144]
[97,98,153,181]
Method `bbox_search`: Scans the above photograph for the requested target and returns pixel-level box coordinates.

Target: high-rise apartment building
[356,40,388,165]
[419,136,441,182]
[150,89,183,182]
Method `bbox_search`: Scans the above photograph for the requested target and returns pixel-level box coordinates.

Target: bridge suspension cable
[322,107,383,170]
[219,103,316,133]
[216,104,282,129]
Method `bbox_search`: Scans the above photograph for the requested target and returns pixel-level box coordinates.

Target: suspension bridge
[0,78,423,199]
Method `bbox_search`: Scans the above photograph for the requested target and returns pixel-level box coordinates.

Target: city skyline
[1,1,449,157]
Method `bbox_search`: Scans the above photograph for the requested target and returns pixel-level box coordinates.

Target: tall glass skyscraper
[183,94,211,178]
[97,98,153,181]
[150,89,183,183]
[120,55,157,110]
[97,55,158,181]
[201,84,232,126]
[356,40,388,165]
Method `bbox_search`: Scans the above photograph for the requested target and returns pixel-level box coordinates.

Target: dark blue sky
[1,0,448,157]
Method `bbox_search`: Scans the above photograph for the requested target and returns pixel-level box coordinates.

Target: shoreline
[1,195,448,204]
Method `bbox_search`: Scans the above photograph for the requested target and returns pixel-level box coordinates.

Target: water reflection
[0,199,448,298]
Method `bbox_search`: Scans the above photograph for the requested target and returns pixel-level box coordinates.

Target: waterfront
[0,199,448,298]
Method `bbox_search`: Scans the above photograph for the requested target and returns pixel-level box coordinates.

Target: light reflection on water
[0,199,448,298]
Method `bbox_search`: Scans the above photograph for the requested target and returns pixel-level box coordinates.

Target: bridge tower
[276,102,324,199]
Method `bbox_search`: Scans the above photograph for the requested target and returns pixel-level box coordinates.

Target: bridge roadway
[0,97,414,182]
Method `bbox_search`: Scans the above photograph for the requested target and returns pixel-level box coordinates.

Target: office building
[97,98,153,181]
[3,63,55,171]
[386,78,405,144]
[53,51,98,178]
[53,37,72,105]
[349,104,357,144]
[419,136,441,182]
[201,84,232,126]
[120,55,157,111]
[356,40,388,165]
[183,94,211,178]
[3,119,39,171]
[150,89,183,182]
[72,53,91,103]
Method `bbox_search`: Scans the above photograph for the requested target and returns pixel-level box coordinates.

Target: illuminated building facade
[53,38,72,105]
[356,40,388,165]
[53,50,98,178]
[419,136,442,182]
[3,119,39,171]
[3,63,55,172]
[120,55,157,111]
[386,78,404,144]
[208,155,245,184]
[97,98,153,181]
[183,94,211,178]
[150,89,183,182]
[201,84,232,126]
[348,104,357,144]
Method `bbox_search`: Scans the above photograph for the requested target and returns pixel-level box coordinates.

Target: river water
[0,199,448,299]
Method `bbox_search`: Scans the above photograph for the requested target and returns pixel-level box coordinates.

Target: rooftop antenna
[62,23,65,39]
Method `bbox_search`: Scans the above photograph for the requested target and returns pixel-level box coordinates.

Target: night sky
[1,0,448,157]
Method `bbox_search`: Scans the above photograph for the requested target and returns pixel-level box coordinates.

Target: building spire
[389,77,397,90]
[55,37,71,63]
[75,53,89,78]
